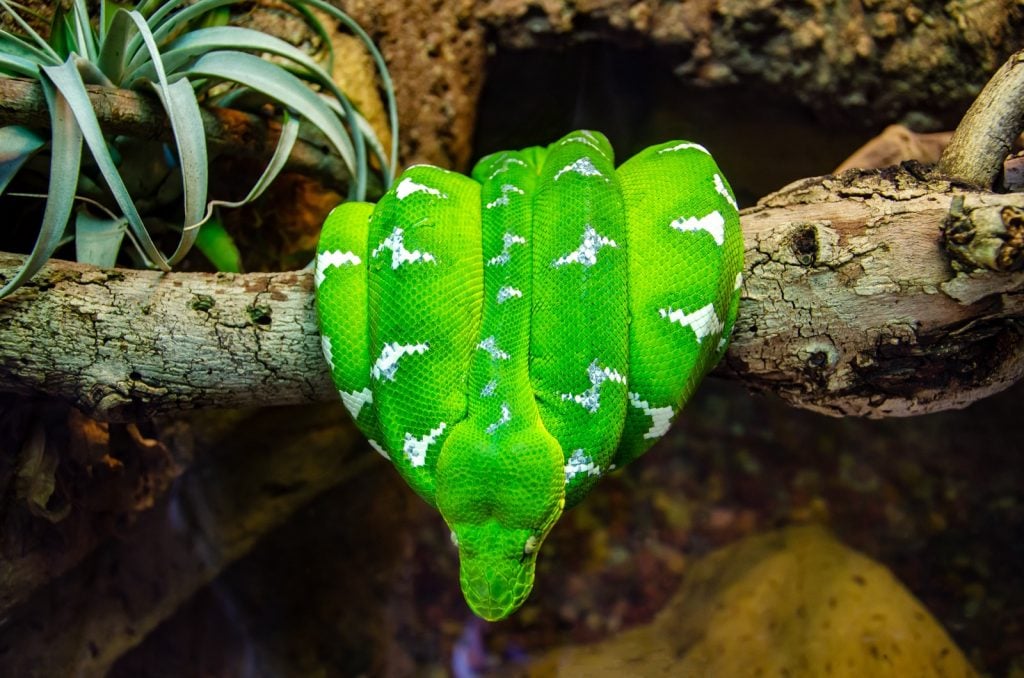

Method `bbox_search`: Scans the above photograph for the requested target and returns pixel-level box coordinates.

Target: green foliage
[194,215,242,273]
[0,0,399,298]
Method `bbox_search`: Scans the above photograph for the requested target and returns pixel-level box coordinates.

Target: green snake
[315,130,743,621]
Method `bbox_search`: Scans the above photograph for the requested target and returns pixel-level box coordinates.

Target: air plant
[0,0,398,297]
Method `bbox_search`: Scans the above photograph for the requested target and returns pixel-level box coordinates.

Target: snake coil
[316,130,743,620]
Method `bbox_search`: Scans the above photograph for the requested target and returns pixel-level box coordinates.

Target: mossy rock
[530,525,975,677]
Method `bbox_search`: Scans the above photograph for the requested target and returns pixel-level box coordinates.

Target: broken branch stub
[939,49,1024,190]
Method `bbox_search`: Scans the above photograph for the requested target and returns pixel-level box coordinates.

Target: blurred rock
[528,525,976,678]
[834,124,953,172]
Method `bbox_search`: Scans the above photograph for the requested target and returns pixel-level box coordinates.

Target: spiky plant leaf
[294,0,398,182]
[75,211,126,267]
[0,50,38,76]
[192,111,300,226]
[182,50,356,184]
[70,0,98,62]
[0,0,59,62]
[124,10,208,264]
[41,56,169,269]
[97,7,137,83]
[132,25,329,83]
[0,76,82,298]
[0,0,399,295]
[0,125,45,193]
[0,29,58,65]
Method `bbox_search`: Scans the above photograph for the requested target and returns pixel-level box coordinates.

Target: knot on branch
[944,197,1024,272]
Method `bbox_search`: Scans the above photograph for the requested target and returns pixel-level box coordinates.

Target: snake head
[451,521,550,621]
[437,424,566,620]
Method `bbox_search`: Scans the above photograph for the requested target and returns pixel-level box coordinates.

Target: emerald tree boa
[315,130,743,620]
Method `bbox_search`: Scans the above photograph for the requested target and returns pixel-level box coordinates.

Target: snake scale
[315,130,743,620]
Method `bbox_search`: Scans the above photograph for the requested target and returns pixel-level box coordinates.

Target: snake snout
[459,552,537,621]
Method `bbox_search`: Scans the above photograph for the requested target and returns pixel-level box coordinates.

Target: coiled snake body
[316,130,742,620]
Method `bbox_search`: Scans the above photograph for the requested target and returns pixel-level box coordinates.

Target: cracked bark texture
[2,168,1022,421]
[335,0,1023,170]
[728,167,1024,417]
[0,263,332,421]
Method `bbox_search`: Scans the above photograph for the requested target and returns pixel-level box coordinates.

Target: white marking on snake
[315,250,361,287]
[561,360,626,413]
[368,439,389,460]
[559,134,608,157]
[553,156,608,182]
[340,387,373,420]
[450,531,459,547]
[496,286,523,304]
[669,210,725,246]
[404,164,455,174]
[321,335,334,370]
[372,227,436,269]
[481,379,498,397]
[403,422,447,467]
[734,272,743,290]
[658,142,710,155]
[487,157,528,180]
[487,232,527,266]
[553,224,618,268]
[628,392,674,440]
[485,183,525,209]
[485,402,512,435]
[564,449,601,482]
[395,177,448,200]
[371,341,430,381]
[713,173,738,210]
[477,336,510,361]
[659,304,724,343]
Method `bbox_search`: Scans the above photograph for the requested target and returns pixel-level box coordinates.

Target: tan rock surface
[529,525,976,678]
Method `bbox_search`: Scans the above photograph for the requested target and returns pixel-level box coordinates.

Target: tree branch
[0,77,355,194]
[725,168,1024,417]
[1,167,1022,421]
[939,48,1024,189]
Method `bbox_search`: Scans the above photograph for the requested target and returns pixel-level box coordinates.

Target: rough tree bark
[1,170,1022,420]
[939,49,1024,190]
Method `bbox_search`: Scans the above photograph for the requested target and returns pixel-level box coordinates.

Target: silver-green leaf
[0,77,83,299]
[0,125,46,195]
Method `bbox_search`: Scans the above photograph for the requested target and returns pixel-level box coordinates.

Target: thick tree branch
[0,261,332,421]
[1,167,1022,421]
[0,77,355,194]
[726,168,1024,417]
